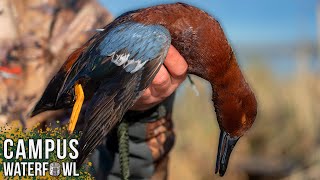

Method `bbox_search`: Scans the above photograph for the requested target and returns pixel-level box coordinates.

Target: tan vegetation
[169,61,320,179]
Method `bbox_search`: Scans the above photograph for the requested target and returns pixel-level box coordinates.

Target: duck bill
[215,130,240,176]
[29,101,48,118]
[29,108,42,118]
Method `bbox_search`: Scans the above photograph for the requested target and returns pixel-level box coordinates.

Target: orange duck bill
[215,130,239,176]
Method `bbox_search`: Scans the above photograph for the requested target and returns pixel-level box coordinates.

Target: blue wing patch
[57,21,171,100]
[98,22,171,73]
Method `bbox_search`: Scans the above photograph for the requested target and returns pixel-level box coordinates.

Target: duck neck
[207,52,248,108]
[207,53,252,136]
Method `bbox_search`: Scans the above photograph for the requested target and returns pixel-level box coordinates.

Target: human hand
[130,45,188,111]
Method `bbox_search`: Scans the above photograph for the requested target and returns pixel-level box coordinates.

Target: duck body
[31,3,257,176]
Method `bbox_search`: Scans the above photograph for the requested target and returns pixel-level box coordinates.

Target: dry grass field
[169,60,320,179]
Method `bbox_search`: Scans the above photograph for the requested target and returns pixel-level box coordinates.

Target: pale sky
[100,0,318,46]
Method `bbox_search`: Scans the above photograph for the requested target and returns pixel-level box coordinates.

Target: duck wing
[71,22,171,166]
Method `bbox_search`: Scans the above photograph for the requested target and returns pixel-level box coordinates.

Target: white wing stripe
[109,52,147,73]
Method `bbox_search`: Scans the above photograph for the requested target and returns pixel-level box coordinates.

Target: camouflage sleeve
[91,93,176,180]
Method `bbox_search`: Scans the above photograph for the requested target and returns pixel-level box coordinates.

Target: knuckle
[152,74,169,86]
[172,63,188,79]
[143,97,160,107]
[161,88,175,99]
[174,69,187,79]
[142,89,152,99]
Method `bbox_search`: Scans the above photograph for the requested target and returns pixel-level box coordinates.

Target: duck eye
[241,113,247,123]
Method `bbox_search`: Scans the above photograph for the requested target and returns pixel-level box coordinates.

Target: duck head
[29,74,75,118]
[210,53,257,176]
[29,43,99,117]
[130,3,258,176]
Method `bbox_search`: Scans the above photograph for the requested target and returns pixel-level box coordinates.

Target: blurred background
[0,0,319,179]
[100,0,320,179]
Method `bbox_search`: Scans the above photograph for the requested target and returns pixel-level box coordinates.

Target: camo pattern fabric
[91,93,176,180]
